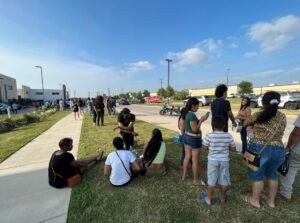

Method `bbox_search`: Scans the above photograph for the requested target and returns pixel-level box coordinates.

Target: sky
[0,0,300,97]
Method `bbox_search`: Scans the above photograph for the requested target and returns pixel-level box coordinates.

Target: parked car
[183,95,212,106]
[129,98,145,104]
[145,96,161,103]
[0,103,9,114]
[118,99,130,105]
[12,103,21,110]
[257,91,300,110]
[228,93,241,98]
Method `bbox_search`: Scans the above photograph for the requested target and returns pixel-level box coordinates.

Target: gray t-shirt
[293,115,300,154]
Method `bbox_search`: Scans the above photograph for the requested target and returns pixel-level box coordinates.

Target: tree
[157,88,166,97]
[173,90,188,100]
[143,89,150,97]
[238,81,253,94]
[136,91,143,99]
[166,86,175,98]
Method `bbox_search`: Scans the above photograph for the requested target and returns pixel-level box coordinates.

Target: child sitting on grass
[201,116,236,206]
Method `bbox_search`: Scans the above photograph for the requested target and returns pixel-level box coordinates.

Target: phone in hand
[206,112,210,117]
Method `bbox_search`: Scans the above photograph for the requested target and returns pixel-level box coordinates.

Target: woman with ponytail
[242,91,286,208]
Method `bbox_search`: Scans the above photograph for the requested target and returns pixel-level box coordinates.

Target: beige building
[189,85,239,96]
[0,73,18,103]
[17,85,31,99]
[253,83,300,95]
[189,82,300,96]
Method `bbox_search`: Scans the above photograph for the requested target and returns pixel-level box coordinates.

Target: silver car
[258,91,300,109]
[184,95,212,106]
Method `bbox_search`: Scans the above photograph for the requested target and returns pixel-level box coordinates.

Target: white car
[258,92,300,109]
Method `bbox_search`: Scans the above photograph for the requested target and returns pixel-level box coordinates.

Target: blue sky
[0,0,300,97]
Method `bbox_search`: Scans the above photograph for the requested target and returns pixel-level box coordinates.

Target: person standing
[182,97,209,186]
[72,100,80,120]
[178,107,189,167]
[93,96,105,126]
[279,115,300,201]
[78,98,84,117]
[106,98,112,116]
[235,97,251,153]
[211,84,236,132]
[59,99,64,112]
[114,108,137,150]
[242,91,286,208]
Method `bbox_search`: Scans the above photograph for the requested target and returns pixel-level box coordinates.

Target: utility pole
[88,91,90,98]
[165,59,172,88]
[226,68,231,86]
[159,78,163,89]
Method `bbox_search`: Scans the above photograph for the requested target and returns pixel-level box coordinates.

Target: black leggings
[93,111,104,125]
[121,132,134,149]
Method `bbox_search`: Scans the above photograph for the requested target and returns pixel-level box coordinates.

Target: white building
[0,73,18,103]
[29,89,64,101]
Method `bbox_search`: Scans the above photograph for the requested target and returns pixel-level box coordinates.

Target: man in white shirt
[104,137,141,187]
[279,115,300,201]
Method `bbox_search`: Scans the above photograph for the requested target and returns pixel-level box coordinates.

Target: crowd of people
[48,84,300,209]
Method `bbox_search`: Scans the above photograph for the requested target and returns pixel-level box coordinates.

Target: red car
[145,96,161,103]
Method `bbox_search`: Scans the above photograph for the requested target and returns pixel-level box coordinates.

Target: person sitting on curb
[104,137,145,187]
[48,137,103,188]
[141,128,167,176]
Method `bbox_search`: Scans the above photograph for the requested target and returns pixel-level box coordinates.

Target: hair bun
[270,99,279,105]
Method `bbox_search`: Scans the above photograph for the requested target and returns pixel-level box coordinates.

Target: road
[117,104,297,151]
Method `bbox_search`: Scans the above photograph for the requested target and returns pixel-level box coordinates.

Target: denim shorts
[183,134,202,149]
[248,142,285,181]
[207,160,230,186]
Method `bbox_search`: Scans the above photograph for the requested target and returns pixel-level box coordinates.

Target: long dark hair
[95,95,104,105]
[144,128,163,164]
[239,97,250,111]
[185,97,199,111]
[256,91,280,124]
[178,107,188,129]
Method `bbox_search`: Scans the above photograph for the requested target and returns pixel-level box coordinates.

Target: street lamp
[226,68,231,86]
[35,66,45,104]
[165,59,172,88]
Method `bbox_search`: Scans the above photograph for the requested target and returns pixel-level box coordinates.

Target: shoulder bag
[243,116,284,172]
[50,151,81,187]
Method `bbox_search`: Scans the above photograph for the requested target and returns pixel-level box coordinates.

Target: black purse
[278,153,290,176]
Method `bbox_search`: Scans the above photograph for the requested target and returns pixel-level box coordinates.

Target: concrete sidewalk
[0,113,82,223]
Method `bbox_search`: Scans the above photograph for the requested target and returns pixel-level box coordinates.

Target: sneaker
[200,179,206,186]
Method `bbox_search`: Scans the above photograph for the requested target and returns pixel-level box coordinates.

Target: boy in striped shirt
[202,115,236,206]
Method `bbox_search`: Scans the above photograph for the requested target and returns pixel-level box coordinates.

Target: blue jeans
[240,127,247,153]
[248,142,285,181]
[183,134,202,149]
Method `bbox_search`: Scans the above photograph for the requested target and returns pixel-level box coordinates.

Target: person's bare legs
[250,181,263,208]
[205,185,214,204]
[182,145,191,180]
[191,149,199,185]
[78,153,103,173]
[266,179,278,208]
[220,185,228,203]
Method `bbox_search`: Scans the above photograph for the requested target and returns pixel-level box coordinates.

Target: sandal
[200,193,212,207]
[241,195,260,208]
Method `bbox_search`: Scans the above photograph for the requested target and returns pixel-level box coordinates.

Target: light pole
[165,59,172,88]
[226,68,231,86]
[35,66,45,104]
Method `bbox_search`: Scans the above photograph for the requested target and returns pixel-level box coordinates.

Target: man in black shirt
[114,108,137,150]
[211,84,236,132]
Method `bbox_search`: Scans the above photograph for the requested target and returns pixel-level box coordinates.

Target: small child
[202,115,236,206]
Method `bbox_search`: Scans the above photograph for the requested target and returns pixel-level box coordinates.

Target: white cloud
[244,52,258,58]
[229,43,238,48]
[248,15,300,52]
[166,38,222,70]
[127,60,154,72]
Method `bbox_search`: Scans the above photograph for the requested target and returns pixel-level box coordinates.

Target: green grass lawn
[0,111,70,162]
[68,114,300,222]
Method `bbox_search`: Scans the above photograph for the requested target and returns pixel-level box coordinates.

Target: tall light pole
[35,66,44,104]
[165,59,172,88]
[226,68,231,86]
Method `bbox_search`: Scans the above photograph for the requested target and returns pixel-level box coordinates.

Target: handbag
[277,153,290,176]
[50,151,81,187]
[243,116,283,172]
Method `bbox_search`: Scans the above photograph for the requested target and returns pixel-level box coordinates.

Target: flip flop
[241,195,260,208]
[200,192,212,207]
